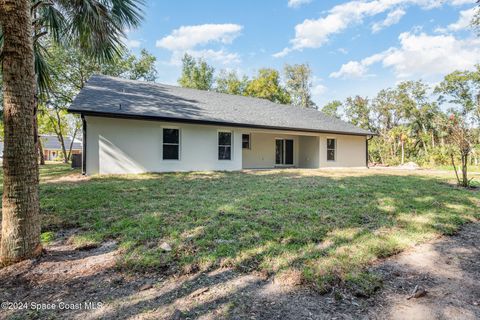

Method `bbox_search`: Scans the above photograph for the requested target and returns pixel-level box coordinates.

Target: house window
[242,134,251,149]
[327,138,336,161]
[218,131,232,160]
[163,128,180,160]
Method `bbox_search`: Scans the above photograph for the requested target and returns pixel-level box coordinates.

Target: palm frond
[106,0,144,28]
[34,41,54,98]
[36,3,67,44]
[0,0,144,97]
[56,0,144,62]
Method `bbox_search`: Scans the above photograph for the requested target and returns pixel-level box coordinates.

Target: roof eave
[69,108,375,137]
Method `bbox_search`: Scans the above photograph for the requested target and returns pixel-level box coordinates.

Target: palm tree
[0,0,144,265]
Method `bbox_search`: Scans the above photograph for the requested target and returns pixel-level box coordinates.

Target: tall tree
[389,126,411,164]
[435,68,480,187]
[284,63,316,108]
[321,100,342,119]
[100,48,157,81]
[178,53,214,90]
[344,96,372,131]
[396,81,438,157]
[37,107,81,163]
[215,70,248,95]
[447,114,473,187]
[244,68,291,104]
[0,0,144,265]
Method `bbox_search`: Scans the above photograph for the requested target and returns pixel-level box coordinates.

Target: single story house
[68,75,373,175]
[0,135,82,161]
[40,135,82,161]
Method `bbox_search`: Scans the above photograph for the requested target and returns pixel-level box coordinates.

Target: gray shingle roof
[40,135,82,150]
[69,75,373,136]
[0,136,81,157]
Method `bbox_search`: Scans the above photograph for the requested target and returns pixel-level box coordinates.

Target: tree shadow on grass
[37,170,479,279]
[1,168,479,319]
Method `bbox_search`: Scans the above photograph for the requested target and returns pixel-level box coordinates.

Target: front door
[275,139,294,165]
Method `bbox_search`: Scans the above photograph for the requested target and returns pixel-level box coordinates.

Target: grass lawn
[431,164,480,173]
[2,164,479,294]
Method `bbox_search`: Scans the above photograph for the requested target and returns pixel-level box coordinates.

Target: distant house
[69,75,374,175]
[0,136,82,162]
[40,135,82,161]
[0,135,82,162]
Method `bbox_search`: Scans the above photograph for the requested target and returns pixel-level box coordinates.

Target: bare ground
[1,223,479,320]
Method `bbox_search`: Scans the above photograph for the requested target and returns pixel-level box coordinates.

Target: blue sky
[125,0,478,107]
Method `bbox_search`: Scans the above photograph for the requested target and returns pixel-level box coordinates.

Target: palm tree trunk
[0,0,42,265]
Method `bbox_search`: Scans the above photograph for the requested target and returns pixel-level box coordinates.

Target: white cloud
[372,8,406,33]
[312,83,327,96]
[125,39,141,48]
[274,0,469,56]
[272,47,292,58]
[186,50,240,65]
[310,76,328,101]
[330,53,385,78]
[331,31,480,79]
[445,7,476,31]
[330,61,368,78]
[157,23,243,67]
[168,49,241,66]
[450,0,475,5]
[156,24,243,51]
[382,32,480,77]
[288,0,312,8]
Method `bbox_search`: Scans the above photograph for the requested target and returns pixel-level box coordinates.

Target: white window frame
[218,130,233,161]
[162,127,181,161]
[326,138,336,162]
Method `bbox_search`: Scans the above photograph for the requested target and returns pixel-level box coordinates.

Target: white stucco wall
[85,116,242,174]
[84,116,367,174]
[318,134,366,167]
[298,136,320,168]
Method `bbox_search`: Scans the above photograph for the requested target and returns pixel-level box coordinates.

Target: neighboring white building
[69,75,374,175]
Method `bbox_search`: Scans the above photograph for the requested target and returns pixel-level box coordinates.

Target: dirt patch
[367,222,480,320]
[43,173,91,184]
[1,224,479,319]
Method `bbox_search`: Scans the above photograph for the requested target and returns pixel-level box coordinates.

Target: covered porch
[241,131,320,169]
[241,129,368,170]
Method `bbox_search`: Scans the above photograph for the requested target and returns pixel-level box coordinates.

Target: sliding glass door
[275,139,294,165]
